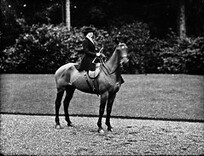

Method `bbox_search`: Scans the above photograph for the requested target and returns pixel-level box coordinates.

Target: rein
[100,57,123,75]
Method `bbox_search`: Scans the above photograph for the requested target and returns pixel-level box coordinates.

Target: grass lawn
[0,74,203,121]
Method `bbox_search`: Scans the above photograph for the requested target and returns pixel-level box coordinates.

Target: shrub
[1,24,84,73]
[109,22,152,74]
[158,36,204,74]
[0,24,119,73]
[1,22,203,75]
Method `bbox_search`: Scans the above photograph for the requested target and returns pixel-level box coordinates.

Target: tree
[61,0,71,30]
[66,0,71,30]
[178,0,186,40]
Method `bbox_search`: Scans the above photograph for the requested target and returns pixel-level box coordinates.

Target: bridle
[100,43,128,75]
[118,43,129,67]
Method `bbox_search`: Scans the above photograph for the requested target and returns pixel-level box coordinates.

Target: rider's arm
[83,40,97,56]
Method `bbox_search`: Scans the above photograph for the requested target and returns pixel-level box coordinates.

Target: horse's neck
[106,49,120,74]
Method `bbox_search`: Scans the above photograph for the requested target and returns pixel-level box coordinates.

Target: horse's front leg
[106,93,116,132]
[97,92,108,133]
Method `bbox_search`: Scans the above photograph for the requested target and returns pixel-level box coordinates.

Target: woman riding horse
[54,42,128,133]
[79,27,103,71]
[79,27,124,83]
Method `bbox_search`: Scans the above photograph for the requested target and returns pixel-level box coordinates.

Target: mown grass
[0,74,203,121]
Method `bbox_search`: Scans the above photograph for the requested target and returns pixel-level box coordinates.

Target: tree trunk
[178,0,186,40]
[65,0,71,31]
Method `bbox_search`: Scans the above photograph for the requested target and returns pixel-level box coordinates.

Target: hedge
[0,22,203,74]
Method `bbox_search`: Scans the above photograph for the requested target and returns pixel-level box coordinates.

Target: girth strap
[84,72,99,96]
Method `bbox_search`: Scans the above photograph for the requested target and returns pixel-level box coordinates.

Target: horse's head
[116,43,129,64]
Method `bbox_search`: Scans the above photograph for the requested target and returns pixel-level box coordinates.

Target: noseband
[118,44,128,66]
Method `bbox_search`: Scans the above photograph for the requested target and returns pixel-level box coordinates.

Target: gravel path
[1,114,204,155]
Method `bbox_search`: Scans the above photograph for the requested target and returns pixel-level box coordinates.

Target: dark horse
[54,43,128,133]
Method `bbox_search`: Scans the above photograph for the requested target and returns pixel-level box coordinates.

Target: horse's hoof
[68,123,74,127]
[55,124,62,129]
[108,127,113,132]
[98,128,104,134]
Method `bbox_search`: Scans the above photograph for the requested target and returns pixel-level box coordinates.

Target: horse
[54,43,128,133]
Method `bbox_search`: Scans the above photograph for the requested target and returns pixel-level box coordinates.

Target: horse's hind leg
[55,90,64,129]
[64,85,75,127]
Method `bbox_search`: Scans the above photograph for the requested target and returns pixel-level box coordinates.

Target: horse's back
[55,63,76,76]
[55,63,78,92]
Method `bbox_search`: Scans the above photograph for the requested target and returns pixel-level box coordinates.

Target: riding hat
[82,27,95,35]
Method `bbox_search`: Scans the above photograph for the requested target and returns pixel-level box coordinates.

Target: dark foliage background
[1,23,203,74]
[0,0,203,74]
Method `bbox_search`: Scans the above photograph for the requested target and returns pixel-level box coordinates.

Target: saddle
[84,64,101,95]
[88,66,100,79]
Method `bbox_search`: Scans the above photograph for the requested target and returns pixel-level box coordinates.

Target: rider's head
[83,27,95,38]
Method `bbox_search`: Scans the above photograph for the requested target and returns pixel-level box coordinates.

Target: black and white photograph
[0,0,204,155]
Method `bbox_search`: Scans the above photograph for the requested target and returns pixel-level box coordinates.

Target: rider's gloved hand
[96,53,106,57]
[96,53,101,57]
